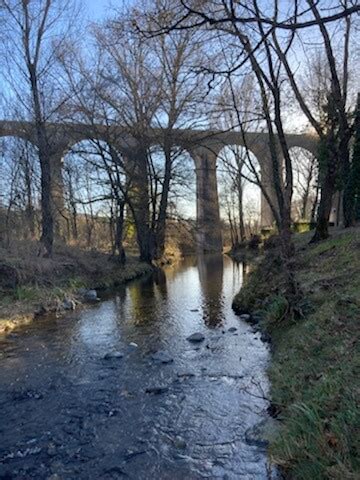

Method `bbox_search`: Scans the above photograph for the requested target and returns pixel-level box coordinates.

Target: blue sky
[83,0,113,19]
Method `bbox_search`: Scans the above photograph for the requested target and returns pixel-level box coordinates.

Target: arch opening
[217,144,261,248]
[289,146,318,225]
[63,138,129,253]
[148,144,197,256]
[0,136,41,243]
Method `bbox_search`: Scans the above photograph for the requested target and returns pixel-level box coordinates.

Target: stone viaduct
[0,120,319,253]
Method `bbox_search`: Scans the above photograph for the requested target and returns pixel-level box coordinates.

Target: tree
[345,93,360,223]
[270,0,356,239]
[144,0,359,242]
[142,2,207,258]
[0,0,78,256]
[213,74,258,245]
[291,148,318,221]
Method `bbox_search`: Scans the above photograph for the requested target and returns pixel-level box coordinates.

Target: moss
[234,228,360,480]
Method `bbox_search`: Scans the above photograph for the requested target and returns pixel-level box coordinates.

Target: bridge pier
[260,155,280,229]
[192,147,223,253]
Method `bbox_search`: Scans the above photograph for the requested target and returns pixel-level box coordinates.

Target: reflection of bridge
[0,120,318,252]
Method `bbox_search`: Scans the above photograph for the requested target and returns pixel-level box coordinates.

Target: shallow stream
[0,255,274,479]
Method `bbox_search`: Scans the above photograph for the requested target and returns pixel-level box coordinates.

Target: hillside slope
[233,228,360,480]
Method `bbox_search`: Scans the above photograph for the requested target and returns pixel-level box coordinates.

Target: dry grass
[0,239,152,334]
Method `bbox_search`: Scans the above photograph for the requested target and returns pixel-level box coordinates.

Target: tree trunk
[237,180,245,242]
[38,150,54,256]
[115,201,126,264]
[28,64,54,256]
[310,181,320,224]
[126,147,154,264]
[155,142,172,259]
[23,151,35,238]
[310,164,337,242]
[342,141,354,227]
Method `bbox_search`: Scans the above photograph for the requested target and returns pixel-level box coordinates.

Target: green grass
[234,228,360,480]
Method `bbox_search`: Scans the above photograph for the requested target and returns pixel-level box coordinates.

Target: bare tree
[212,74,260,245]
[142,2,207,258]
[270,0,357,239]
[0,0,79,256]
[291,148,318,221]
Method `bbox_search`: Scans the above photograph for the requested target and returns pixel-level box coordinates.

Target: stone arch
[285,134,319,158]
[0,121,39,148]
[0,120,320,245]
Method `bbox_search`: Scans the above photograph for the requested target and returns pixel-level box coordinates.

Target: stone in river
[177,372,195,378]
[190,309,199,312]
[228,327,237,332]
[150,351,173,364]
[261,332,272,343]
[63,298,76,311]
[47,475,62,480]
[103,352,124,360]
[145,386,168,395]
[186,332,205,343]
[173,436,187,449]
[83,289,98,302]
[239,314,251,322]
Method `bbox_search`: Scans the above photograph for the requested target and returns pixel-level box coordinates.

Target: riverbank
[233,228,360,480]
[0,242,152,335]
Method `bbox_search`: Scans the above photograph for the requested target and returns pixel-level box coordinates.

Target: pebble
[47,444,57,457]
[150,351,173,364]
[145,386,168,395]
[186,332,205,343]
[83,290,98,302]
[173,436,187,449]
[63,299,76,311]
[103,352,124,360]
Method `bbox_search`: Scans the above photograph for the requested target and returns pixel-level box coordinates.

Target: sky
[83,0,111,20]
[83,0,125,20]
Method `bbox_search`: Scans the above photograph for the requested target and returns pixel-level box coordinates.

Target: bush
[263,234,281,250]
[247,234,261,250]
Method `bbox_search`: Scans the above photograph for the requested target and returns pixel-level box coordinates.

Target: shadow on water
[0,255,276,480]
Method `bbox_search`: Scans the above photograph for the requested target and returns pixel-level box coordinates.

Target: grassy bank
[233,228,360,480]
[0,241,152,335]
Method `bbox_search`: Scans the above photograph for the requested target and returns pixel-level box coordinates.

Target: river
[0,255,275,479]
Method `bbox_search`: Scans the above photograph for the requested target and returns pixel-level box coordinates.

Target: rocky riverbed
[0,255,277,479]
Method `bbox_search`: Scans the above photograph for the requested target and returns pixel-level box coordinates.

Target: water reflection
[197,254,225,327]
[153,267,167,297]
